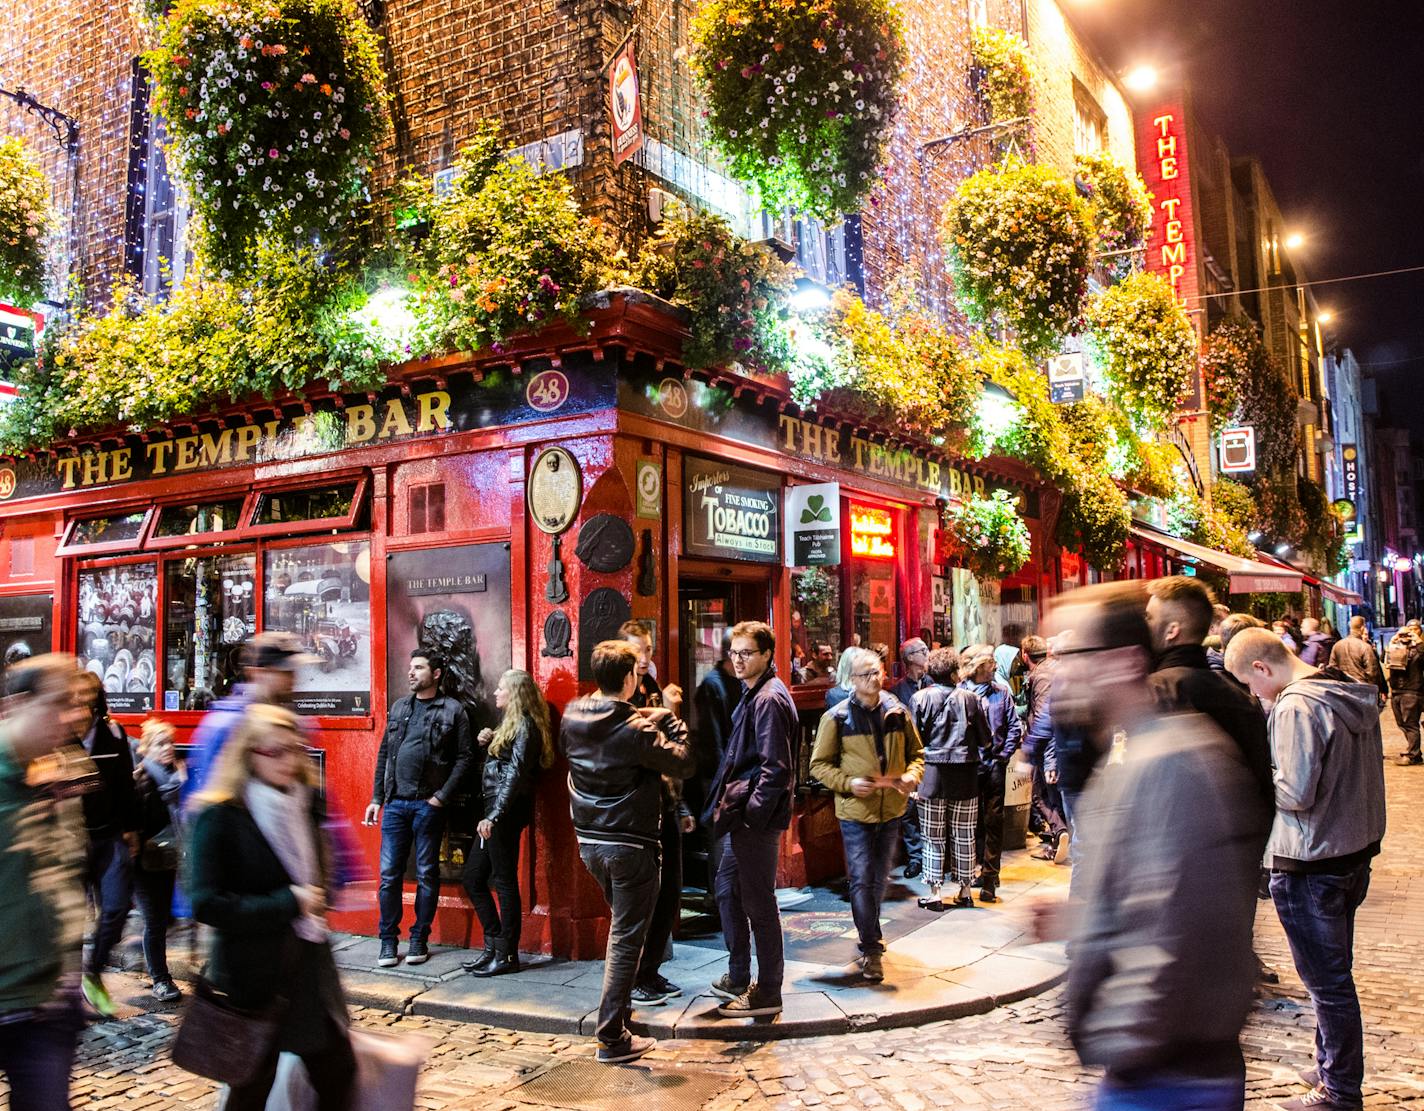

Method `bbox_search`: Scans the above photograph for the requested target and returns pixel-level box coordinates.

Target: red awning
[1129,524,1304,594]
[1251,552,1363,606]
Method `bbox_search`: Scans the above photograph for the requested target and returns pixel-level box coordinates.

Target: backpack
[1387,636,1413,671]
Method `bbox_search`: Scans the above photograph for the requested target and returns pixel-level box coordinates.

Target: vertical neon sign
[1137,99,1198,311]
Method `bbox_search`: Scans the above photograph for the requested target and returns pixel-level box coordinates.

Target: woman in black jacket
[460,670,552,977]
[188,705,353,1111]
[131,719,183,1002]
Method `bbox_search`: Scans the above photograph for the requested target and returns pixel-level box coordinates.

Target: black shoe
[860,952,885,982]
[648,973,682,998]
[917,895,948,911]
[1394,754,1422,766]
[377,939,399,967]
[461,947,497,974]
[903,860,922,879]
[979,887,998,904]
[709,973,750,1000]
[405,939,430,965]
[972,874,986,888]
[631,982,671,1007]
[470,951,520,978]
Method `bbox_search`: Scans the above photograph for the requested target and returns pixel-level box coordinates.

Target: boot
[461,946,496,974]
[471,940,520,978]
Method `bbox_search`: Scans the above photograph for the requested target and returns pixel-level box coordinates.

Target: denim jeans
[378,799,446,942]
[900,797,923,868]
[0,1005,82,1111]
[1270,863,1372,1106]
[85,834,134,976]
[839,817,901,954]
[715,827,784,993]
[132,865,176,983]
[461,803,529,952]
[578,842,661,1047]
[1095,1077,1243,1111]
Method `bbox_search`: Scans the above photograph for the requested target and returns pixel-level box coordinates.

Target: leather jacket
[910,684,989,764]
[480,713,543,825]
[560,695,695,850]
[371,692,473,806]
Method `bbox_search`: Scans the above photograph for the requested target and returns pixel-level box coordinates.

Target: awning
[1252,551,1365,606]
[1129,523,1305,593]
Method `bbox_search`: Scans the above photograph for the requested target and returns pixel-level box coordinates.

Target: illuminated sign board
[850,505,896,559]
[1342,444,1360,502]
[1220,426,1256,473]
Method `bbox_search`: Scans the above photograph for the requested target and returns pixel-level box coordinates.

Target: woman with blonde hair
[131,718,184,1002]
[460,669,553,977]
[184,705,353,1110]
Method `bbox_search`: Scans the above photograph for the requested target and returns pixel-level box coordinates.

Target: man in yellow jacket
[810,646,925,982]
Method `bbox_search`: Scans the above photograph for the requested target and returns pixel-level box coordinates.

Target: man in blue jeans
[1227,629,1387,1111]
[365,650,473,968]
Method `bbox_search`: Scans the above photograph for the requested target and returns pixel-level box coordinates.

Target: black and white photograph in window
[0,593,54,690]
[163,552,256,710]
[263,541,372,714]
[77,564,159,712]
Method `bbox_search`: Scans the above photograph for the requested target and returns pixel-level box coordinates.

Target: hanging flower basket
[970,26,1032,127]
[688,0,907,222]
[942,489,1032,579]
[941,159,1094,357]
[0,137,55,307]
[1074,152,1151,281]
[146,0,389,271]
[1199,316,1265,433]
[1083,270,1197,427]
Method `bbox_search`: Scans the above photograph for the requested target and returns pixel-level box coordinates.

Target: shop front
[0,292,1057,958]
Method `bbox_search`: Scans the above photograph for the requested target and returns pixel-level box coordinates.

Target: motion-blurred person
[1226,629,1386,1111]
[1204,604,1232,670]
[888,638,931,880]
[1053,585,1268,1111]
[562,641,694,1064]
[131,720,184,1003]
[73,671,137,1019]
[959,646,1021,903]
[188,705,354,1111]
[1385,621,1423,765]
[809,647,923,981]
[1299,618,1337,668]
[1273,620,1300,655]
[1020,635,1068,863]
[1327,617,1387,704]
[0,656,92,1110]
[461,670,552,978]
[705,621,796,1018]
[182,632,309,808]
[622,620,682,717]
[910,649,989,910]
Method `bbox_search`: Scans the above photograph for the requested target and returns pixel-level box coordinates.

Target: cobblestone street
[23,715,1424,1110]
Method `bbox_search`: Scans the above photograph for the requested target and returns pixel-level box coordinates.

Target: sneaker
[152,979,182,1003]
[82,973,117,1018]
[1052,831,1070,864]
[1276,1086,1358,1110]
[596,1035,656,1064]
[648,972,682,998]
[405,939,430,965]
[377,939,400,967]
[717,984,783,1018]
[708,973,750,1000]
[860,952,884,982]
[630,982,671,1007]
[1298,1068,1320,1089]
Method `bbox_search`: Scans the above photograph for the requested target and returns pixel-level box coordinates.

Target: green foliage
[1251,473,1307,547]
[943,489,1032,579]
[633,208,795,373]
[0,137,54,306]
[146,0,390,272]
[1212,477,1258,535]
[1084,271,1198,426]
[688,0,906,222]
[793,565,835,611]
[970,26,1032,126]
[1199,316,1262,433]
[942,159,1094,357]
[0,247,388,450]
[1074,152,1151,281]
[1057,462,1131,570]
[1165,486,1254,558]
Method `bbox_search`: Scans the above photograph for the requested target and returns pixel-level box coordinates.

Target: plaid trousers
[918,796,978,886]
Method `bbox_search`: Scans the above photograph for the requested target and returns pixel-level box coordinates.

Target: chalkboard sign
[682,456,780,564]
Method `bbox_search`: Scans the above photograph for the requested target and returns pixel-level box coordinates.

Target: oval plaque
[528,447,582,535]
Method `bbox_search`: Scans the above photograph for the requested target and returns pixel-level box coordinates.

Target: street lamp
[1285,232,1305,250]
[1317,311,1334,325]
[1122,65,1158,92]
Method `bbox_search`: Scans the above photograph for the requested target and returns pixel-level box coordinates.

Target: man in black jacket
[74,672,137,1019]
[704,621,797,1019]
[1387,622,1424,765]
[562,640,695,1065]
[364,650,472,968]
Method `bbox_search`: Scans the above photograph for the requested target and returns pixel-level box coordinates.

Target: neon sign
[850,506,896,559]
[1138,101,1198,311]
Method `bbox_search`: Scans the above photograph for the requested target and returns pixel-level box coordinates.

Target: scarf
[244,781,325,942]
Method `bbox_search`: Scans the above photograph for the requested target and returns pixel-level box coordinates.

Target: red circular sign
[526,369,571,413]
[0,468,16,500]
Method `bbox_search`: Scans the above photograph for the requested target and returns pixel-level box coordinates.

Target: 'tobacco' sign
[683,456,780,563]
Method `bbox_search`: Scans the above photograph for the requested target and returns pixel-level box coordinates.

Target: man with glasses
[810,647,924,982]
[888,638,931,880]
[703,621,797,1018]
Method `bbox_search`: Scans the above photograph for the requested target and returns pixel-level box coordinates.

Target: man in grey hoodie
[1226,629,1387,1111]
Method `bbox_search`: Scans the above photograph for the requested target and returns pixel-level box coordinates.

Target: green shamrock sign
[800,494,832,524]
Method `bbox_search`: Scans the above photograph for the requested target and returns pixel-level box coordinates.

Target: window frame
[242,472,370,540]
[145,490,257,551]
[57,506,157,558]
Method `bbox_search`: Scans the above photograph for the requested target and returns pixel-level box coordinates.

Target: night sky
[1067,0,1424,429]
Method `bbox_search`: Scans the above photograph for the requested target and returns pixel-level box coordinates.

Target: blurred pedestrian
[1054,585,1268,1111]
[1384,622,1423,765]
[1327,617,1387,704]
[1226,629,1386,1111]
[561,640,694,1064]
[691,632,742,893]
[187,705,354,1111]
[888,638,931,880]
[705,621,796,1018]
[74,671,137,1020]
[132,719,184,1003]
[461,670,552,978]
[1299,618,1337,668]
[0,655,92,1110]
[810,647,924,981]
[959,646,1021,903]
[910,649,989,910]
[365,650,473,968]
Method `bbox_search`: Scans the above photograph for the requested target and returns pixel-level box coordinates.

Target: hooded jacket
[1266,674,1386,869]
[810,691,924,824]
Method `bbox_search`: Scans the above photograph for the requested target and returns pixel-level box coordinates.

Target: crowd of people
[0,588,1414,1107]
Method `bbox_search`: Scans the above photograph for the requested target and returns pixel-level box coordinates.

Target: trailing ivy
[1084,271,1198,427]
[1074,152,1152,281]
[943,489,1032,579]
[0,137,55,307]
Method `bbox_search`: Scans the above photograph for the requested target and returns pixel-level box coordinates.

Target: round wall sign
[528,447,582,534]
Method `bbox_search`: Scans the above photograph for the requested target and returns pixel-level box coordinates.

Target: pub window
[246,477,368,538]
[163,552,256,710]
[1073,82,1106,156]
[77,562,159,712]
[58,509,153,556]
[123,59,192,298]
[849,504,899,652]
[410,483,446,534]
[151,497,249,543]
[791,568,842,683]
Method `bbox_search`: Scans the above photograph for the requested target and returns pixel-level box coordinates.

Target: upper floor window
[124,59,192,299]
[968,0,990,27]
[1073,82,1106,156]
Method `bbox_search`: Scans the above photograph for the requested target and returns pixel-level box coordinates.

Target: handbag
[140,823,180,871]
[263,1030,432,1111]
[170,978,282,1087]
